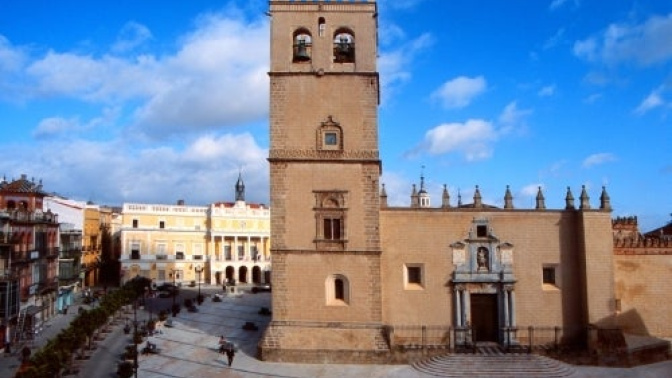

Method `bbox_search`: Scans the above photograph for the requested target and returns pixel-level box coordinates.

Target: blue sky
[0,0,670,231]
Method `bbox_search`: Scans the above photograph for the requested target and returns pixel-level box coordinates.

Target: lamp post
[170,270,179,316]
[133,299,138,378]
[145,286,152,322]
[194,266,204,305]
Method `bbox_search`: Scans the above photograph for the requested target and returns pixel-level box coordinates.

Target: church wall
[270,162,378,251]
[614,252,672,338]
[380,209,593,332]
[270,75,379,152]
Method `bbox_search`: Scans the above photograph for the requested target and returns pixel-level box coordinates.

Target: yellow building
[119,175,270,287]
[82,203,103,288]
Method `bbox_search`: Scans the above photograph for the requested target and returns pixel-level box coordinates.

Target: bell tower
[261,0,385,363]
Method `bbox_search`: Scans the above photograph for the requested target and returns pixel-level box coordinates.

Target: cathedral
[259,0,669,364]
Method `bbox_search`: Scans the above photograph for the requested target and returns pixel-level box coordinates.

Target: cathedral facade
[260,0,636,364]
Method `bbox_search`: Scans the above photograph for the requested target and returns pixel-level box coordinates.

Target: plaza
[2,285,670,377]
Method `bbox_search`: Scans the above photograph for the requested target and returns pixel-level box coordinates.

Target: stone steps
[413,354,576,377]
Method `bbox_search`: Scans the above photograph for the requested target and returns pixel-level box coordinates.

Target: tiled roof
[0,174,47,195]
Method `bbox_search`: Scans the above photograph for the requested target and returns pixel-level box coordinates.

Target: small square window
[405,264,424,290]
[176,252,185,260]
[408,267,422,284]
[476,225,487,237]
[325,132,338,146]
[542,267,556,285]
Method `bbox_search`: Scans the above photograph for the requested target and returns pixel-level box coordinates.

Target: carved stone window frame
[314,190,348,250]
[317,115,343,151]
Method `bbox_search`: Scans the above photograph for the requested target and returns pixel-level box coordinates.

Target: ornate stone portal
[451,218,516,344]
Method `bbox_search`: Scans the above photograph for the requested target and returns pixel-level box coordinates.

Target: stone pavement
[3,285,672,378]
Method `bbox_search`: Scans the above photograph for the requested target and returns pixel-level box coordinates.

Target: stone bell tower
[260,0,385,363]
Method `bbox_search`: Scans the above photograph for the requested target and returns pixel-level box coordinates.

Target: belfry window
[333,29,355,63]
[293,29,312,63]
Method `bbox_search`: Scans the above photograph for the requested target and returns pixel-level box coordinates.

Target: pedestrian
[226,343,235,366]
[218,335,226,354]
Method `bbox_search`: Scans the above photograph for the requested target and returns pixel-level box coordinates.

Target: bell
[294,41,310,62]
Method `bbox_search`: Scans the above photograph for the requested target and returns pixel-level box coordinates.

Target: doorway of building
[470,293,499,342]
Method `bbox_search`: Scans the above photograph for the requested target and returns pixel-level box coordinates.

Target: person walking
[225,343,235,366]
[218,336,226,354]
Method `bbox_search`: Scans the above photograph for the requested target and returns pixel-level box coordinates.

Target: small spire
[535,186,546,210]
[380,183,388,208]
[600,186,611,211]
[580,185,590,210]
[565,186,575,210]
[442,184,451,208]
[473,185,482,208]
[457,188,463,207]
[504,185,513,209]
[235,170,245,202]
[410,184,418,208]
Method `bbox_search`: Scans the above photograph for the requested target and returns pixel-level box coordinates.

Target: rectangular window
[323,218,341,240]
[405,264,424,290]
[132,219,138,228]
[176,252,185,260]
[476,225,487,237]
[158,270,165,281]
[224,246,232,261]
[543,267,556,285]
[159,221,165,229]
[407,267,422,284]
[130,242,140,260]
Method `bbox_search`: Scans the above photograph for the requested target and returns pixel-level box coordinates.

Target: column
[455,289,462,327]
[246,235,251,261]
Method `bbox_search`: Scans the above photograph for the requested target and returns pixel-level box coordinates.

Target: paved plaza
[2,286,671,377]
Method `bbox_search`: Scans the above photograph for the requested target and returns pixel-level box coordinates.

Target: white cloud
[431,76,487,109]
[421,119,496,161]
[32,117,81,139]
[19,13,270,139]
[520,184,544,198]
[635,88,665,114]
[498,101,532,134]
[0,132,269,206]
[574,13,672,66]
[379,33,434,103]
[582,153,617,168]
[112,22,153,53]
[0,35,26,73]
[538,85,556,97]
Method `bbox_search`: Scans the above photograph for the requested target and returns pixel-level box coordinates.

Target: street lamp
[170,270,179,316]
[133,299,139,378]
[145,286,152,322]
[194,265,204,305]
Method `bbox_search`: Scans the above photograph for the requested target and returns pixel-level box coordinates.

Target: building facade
[0,175,60,349]
[119,175,271,288]
[259,0,629,364]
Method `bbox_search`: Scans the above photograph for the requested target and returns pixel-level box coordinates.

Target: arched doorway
[238,266,248,284]
[252,266,261,284]
[225,266,235,283]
